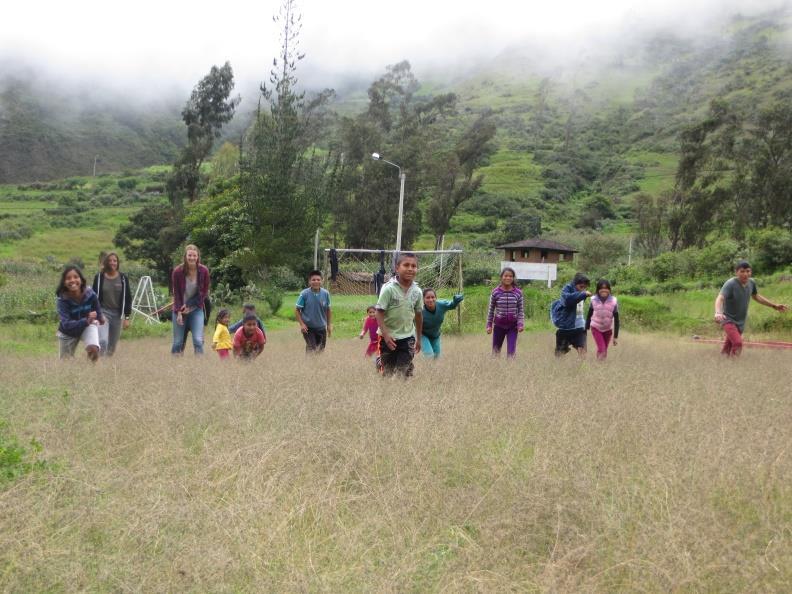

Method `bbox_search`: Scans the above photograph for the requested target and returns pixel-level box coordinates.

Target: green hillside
[0,75,184,183]
[1,10,791,267]
[412,9,792,247]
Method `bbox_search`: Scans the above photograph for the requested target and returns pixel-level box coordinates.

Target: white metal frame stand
[131,276,161,324]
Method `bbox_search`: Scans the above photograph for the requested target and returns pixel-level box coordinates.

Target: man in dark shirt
[714,260,788,356]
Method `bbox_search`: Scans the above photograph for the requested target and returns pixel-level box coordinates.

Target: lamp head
[371,152,380,160]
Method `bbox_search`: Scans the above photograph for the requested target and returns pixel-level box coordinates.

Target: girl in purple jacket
[486,267,524,358]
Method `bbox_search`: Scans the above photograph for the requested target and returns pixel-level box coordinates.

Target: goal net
[322,249,463,297]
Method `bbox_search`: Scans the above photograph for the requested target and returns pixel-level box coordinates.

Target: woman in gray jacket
[92,252,132,356]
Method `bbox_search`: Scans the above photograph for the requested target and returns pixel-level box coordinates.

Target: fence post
[457,252,464,333]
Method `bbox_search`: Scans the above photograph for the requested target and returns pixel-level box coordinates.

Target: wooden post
[457,252,464,333]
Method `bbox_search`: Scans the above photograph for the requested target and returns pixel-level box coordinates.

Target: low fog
[1,0,789,104]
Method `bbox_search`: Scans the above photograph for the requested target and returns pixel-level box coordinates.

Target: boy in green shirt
[376,252,423,377]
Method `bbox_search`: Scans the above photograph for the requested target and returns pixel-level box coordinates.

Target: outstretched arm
[753,293,788,312]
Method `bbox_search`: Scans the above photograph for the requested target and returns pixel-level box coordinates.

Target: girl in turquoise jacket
[421,289,463,358]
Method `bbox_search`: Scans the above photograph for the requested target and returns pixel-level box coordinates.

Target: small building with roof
[496,238,577,264]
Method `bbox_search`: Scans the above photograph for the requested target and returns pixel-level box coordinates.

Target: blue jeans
[171,308,204,354]
[421,334,442,358]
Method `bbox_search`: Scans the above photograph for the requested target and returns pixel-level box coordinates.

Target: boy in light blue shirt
[296,270,332,354]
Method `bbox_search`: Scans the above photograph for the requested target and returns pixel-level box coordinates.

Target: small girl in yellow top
[212,308,233,359]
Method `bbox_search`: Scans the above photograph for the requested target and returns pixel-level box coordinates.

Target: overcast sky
[1,0,788,98]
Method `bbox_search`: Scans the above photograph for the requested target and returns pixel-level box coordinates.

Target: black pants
[555,328,586,355]
[303,327,327,353]
[378,336,415,377]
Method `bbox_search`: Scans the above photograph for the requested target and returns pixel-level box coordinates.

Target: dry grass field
[1,331,790,592]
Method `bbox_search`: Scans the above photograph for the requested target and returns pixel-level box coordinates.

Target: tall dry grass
[0,332,790,592]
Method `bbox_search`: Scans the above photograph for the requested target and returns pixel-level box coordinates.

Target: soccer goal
[322,248,465,327]
[322,248,463,295]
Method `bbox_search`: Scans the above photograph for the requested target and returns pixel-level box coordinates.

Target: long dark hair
[500,267,516,285]
[595,279,612,293]
[56,265,87,297]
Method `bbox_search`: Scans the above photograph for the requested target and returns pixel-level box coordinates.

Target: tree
[182,182,251,287]
[499,211,542,244]
[576,194,616,229]
[733,103,792,231]
[633,191,669,257]
[577,234,627,276]
[334,61,457,248]
[211,141,240,180]
[113,203,185,282]
[114,64,239,281]
[427,112,497,248]
[531,78,554,145]
[669,99,792,248]
[240,0,335,273]
[169,62,240,209]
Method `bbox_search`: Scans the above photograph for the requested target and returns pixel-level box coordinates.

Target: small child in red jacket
[233,314,266,360]
[359,305,379,357]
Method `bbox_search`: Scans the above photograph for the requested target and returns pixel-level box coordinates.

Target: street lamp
[371,152,406,254]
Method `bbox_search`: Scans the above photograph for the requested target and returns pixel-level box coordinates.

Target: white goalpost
[322,248,465,330]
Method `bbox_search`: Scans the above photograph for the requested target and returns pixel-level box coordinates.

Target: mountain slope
[0,74,184,183]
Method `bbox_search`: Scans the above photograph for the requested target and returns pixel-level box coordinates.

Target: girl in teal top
[421,288,463,358]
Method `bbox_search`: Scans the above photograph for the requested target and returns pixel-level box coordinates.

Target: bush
[241,283,261,303]
[117,178,138,190]
[267,266,303,291]
[606,263,650,288]
[749,227,792,273]
[577,234,627,277]
[0,223,33,241]
[694,239,741,278]
[618,295,672,329]
[645,251,684,282]
[263,288,284,316]
[212,282,236,307]
[464,265,496,286]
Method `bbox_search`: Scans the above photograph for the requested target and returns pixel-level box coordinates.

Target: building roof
[496,238,578,253]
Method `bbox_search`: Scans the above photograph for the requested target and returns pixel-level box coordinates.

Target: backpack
[550,298,565,328]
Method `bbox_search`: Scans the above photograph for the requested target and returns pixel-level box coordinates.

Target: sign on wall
[500,262,557,287]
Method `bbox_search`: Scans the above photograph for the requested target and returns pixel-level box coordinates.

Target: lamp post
[371,152,406,254]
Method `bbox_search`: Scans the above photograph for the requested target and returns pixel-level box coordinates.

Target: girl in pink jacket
[585,279,620,360]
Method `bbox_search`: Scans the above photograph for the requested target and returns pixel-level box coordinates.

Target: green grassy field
[1,333,790,591]
[0,167,170,264]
